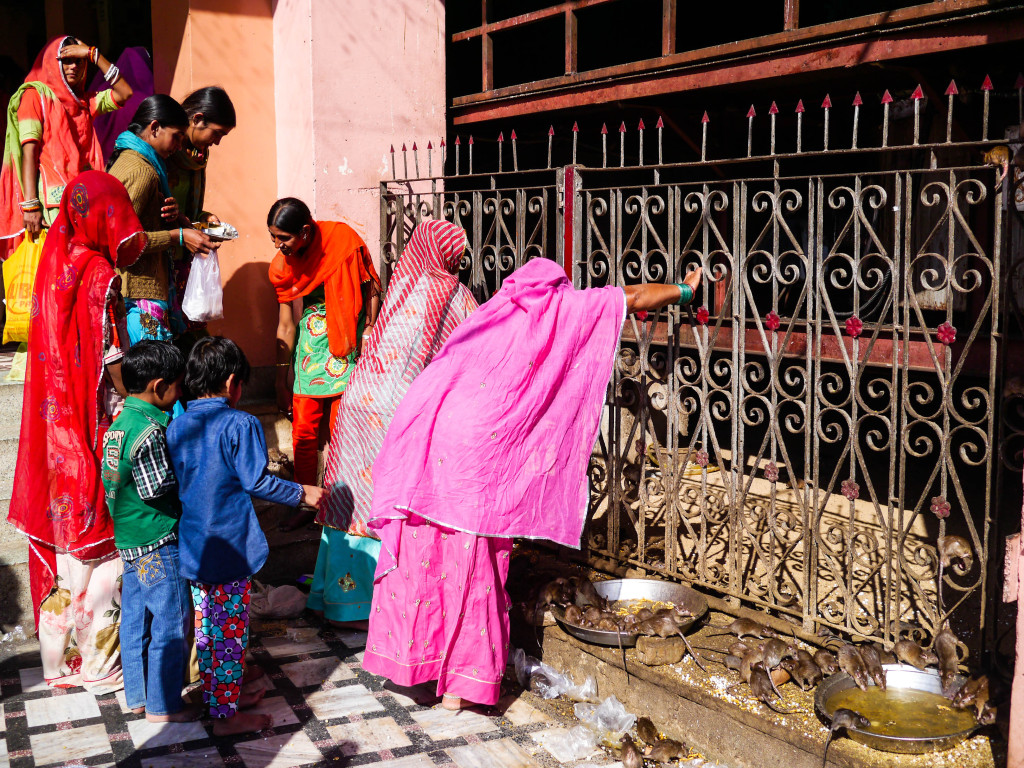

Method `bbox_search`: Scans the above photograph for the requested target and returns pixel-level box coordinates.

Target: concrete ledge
[537,624,999,768]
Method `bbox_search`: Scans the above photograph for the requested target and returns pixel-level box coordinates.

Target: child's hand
[302,485,326,509]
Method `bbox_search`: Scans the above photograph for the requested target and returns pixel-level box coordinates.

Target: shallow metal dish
[552,578,708,648]
[815,664,977,754]
[197,222,239,242]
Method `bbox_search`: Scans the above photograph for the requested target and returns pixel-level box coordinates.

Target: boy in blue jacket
[167,337,324,735]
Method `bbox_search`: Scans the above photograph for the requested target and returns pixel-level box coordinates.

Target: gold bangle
[276,362,290,367]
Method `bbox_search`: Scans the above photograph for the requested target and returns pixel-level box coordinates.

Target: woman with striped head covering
[311,218,476,628]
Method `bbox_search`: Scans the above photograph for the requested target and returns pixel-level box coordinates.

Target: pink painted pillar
[1010,527,1024,768]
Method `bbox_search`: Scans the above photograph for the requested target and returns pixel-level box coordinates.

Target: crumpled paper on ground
[249,581,307,618]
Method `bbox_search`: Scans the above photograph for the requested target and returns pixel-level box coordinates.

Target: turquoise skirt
[306,527,381,622]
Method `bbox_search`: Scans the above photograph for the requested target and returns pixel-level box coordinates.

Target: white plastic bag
[511,648,597,701]
[574,695,636,741]
[249,580,307,618]
[181,250,223,322]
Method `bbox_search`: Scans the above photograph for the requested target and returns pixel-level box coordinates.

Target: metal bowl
[197,222,239,242]
[815,664,978,754]
[552,578,708,648]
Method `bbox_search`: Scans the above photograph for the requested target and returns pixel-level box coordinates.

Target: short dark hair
[121,340,185,394]
[185,336,251,399]
[267,197,312,235]
[182,86,236,128]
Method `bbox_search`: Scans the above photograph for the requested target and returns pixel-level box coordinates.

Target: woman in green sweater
[107,95,214,345]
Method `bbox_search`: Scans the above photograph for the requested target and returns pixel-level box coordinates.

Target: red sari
[9,172,145,641]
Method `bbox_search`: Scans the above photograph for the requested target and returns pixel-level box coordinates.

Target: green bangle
[178,228,184,247]
[675,283,694,305]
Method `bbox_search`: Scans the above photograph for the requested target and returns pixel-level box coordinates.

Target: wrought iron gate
[380,82,1021,655]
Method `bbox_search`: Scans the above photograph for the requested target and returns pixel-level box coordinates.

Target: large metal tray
[815,664,977,754]
[552,578,708,648]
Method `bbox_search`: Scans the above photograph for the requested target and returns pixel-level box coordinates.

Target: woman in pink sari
[314,219,476,628]
[364,257,701,709]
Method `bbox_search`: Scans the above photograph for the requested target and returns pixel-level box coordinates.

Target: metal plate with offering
[196,222,239,242]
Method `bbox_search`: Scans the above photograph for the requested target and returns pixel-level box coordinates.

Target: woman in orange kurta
[267,197,380,531]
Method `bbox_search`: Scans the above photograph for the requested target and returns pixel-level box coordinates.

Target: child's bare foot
[238,689,266,709]
[212,712,272,736]
[242,664,266,684]
[146,706,201,723]
[130,706,145,715]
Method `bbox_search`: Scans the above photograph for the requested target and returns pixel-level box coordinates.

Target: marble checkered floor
[0,617,629,768]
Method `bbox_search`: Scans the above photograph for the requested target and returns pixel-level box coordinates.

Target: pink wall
[153,0,279,369]
[274,0,447,262]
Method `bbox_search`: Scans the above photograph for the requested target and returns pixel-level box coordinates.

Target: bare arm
[95,51,133,105]
[20,141,42,236]
[105,361,127,398]
[623,266,702,314]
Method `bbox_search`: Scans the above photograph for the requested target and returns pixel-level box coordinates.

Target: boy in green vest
[102,340,194,722]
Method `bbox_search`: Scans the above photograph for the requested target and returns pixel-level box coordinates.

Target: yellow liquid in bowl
[827,687,976,739]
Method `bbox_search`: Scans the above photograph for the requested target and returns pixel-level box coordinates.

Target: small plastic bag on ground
[181,250,223,322]
[574,695,636,741]
[511,648,597,701]
[249,580,307,618]
[535,725,600,761]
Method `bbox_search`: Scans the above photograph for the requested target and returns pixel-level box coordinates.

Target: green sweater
[102,397,181,549]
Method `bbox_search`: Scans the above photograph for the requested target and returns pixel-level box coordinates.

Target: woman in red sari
[8,171,146,691]
[0,36,133,252]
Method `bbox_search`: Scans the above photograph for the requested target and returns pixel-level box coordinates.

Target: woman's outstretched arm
[623,266,702,314]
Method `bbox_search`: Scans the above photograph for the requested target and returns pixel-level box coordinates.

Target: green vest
[101,397,181,549]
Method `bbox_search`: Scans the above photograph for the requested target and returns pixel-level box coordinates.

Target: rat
[933,624,960,696]
[874,643,897,665]
[749,663,799,714]
[952,675,989,719]
[619,734,643,768]
[568,576,608,610]
[858,644,887,690]
[822,709,870,768]
[760,638,793,670]
[705,618,779,640]
[563,604,584,625]
[537,578,569,608]
[983,145,1012,186]
[813,649,839,675]
[635,716,659,746]
[937,535,973,574]
[648,738,687,764]
[723,654,743,673]
[638,613,708,673]
[781,656,823,691]
[893,639,937,670]
[837,645,870,691]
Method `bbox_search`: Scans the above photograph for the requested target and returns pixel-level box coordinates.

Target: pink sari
[363,258,625,704]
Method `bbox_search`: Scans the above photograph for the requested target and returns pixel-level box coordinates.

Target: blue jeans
[119,542,191,715]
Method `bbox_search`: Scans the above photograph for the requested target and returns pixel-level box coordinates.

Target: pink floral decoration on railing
[841,479,859,500]
[636,310,649,321]
[765,311,781,332]
[845,316,863,338]
[695,449,709,468]
[696,306,710,325]
[764,462,779,482]
[930,495,951,519]
[936,322,956,346]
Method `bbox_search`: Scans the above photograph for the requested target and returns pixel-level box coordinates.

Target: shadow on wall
[212,259,279,377]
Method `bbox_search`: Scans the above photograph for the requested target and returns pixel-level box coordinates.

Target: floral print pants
[190,579,250,718]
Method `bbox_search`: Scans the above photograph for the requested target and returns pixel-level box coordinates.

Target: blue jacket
[167,398,302,583]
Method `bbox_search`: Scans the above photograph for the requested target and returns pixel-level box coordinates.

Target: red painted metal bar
[565,8,578,74]
[452,13,1024,123]
[453,0,626,42]
[562,165,576,280]
[662,0,677,56]
[783,0,800,30]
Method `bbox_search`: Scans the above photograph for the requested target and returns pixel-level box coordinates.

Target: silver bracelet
[104,63,120,84]
[19,198,41,209]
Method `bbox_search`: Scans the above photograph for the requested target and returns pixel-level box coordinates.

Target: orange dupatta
[268,221,380,358]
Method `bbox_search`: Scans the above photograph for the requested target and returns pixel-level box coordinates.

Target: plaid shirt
[118,532,177,562]
[132,429,177,501]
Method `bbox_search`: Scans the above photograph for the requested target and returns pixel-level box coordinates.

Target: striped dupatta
[318,219,477,536]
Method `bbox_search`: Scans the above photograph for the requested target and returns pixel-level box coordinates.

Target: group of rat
[534,568,993,766]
